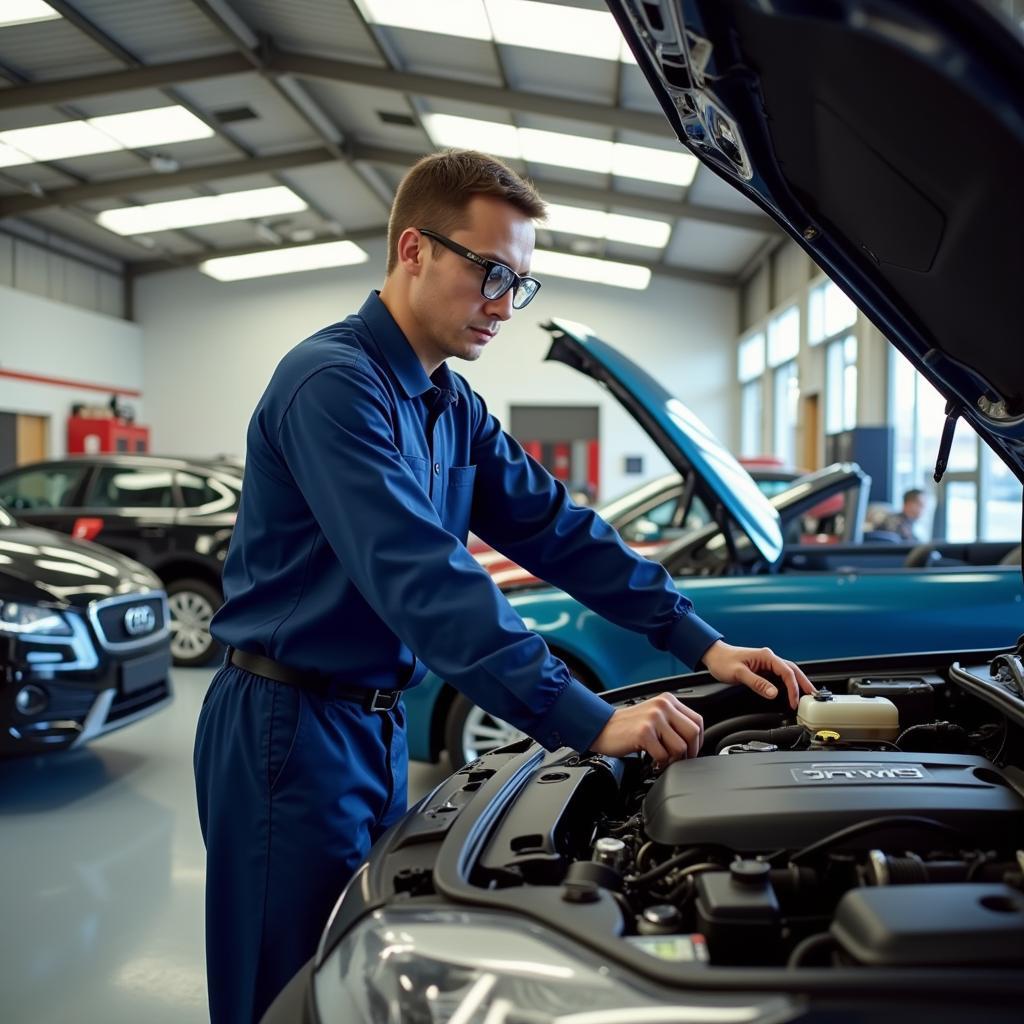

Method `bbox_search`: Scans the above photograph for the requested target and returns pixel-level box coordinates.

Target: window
[888,349,1016,543]
[773,361,799,467]
[982,447,1023,542]
[178,471,239,513]
[945,481,978,543]
[0,465,89,511]
[738,332,766,382]
[619,491,712,543]
[740,380,763,457]
[809,279,856,345]
[86,466,174,508]
[738,331,766,457]
[766,305,799,367]
[826,334,858,434]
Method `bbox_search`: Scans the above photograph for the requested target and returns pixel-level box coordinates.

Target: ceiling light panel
[531,249,652,290]
[199,241,369,282]
[422,114,698,187]
[89,107,215,149]
[97,187,308,236]
[357,0,491,39]
[0,1,60,28]
[543,204,671,248]
[358,0,635,63]
[485,0,635,63]
[0,107,214,167]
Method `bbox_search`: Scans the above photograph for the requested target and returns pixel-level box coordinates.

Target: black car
[0,454,242,666]
[0,501,172,757]
[263,0,1024,1020]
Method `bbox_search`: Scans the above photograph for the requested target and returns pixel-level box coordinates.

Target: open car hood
[544,318,784,563]
[607,0,1024,482]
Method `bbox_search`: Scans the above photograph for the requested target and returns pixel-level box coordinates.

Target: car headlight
[0,600,72,636]
[313,906,779,1024]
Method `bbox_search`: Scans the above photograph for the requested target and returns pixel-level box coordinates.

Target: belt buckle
[366,689,399,712]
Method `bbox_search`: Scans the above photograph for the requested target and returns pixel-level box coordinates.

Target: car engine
[470,668,1024,970]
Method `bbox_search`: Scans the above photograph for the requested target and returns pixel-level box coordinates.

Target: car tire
[444,693,527,770]
[166,578,222,668]
[443,654,600,769]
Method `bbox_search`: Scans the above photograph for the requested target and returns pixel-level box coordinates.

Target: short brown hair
[386,149,546,274]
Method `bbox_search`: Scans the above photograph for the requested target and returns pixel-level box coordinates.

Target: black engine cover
[643,751,1024,852]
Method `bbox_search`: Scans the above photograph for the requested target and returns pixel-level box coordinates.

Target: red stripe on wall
[0,368,142,398]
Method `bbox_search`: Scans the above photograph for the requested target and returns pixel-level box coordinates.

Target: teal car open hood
[606,0,1024,484]
[544,319,784,564]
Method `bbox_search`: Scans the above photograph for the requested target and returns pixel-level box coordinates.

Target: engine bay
[464,657,1024,972]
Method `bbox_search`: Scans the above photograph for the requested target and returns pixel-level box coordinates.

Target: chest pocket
[444,465,477,541]
[401,454,430,493]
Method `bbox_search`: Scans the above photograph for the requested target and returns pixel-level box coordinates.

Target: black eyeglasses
[418,228,541,309]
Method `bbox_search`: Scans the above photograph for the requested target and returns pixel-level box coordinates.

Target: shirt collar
[358,291,458,402]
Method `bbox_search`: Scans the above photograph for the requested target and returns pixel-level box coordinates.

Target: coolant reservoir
[797,691,899,742]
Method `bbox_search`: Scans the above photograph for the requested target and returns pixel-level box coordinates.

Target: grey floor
[0,667,451,1024]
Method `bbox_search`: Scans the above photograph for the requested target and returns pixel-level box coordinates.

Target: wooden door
[800,393,820,471]
[16,414,48,464]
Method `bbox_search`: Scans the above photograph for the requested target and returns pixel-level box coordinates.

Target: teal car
[405,322,1022,766]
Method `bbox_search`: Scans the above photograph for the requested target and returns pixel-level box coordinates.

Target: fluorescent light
[484,0,635,63]
[358,0,635,63]
[0,1,60,28]
[543,204,671,248]
[199,241,369,282]
[89,107,214,148]
[422,114,698,187]
[519,127,613,175]
[611,142,696,187]
[0,106,213,167]
[531,249,651,290]
[97,187,308,235]
[357,0,490,39]
[0,121,113,163]
[422,114,520,158]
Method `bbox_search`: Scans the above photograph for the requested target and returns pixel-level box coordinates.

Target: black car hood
[0,526,159,606]
[608,0,1024,481]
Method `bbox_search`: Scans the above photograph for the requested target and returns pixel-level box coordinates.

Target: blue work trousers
[193,664,409,1024]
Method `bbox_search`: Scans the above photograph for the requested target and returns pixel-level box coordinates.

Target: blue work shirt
[212,291,723,752]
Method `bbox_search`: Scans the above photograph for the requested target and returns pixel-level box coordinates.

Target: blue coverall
[193,291,723,1022]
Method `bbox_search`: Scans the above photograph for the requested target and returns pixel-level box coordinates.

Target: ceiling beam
[347,141,776,233]
[127,227,737,288]
[0,53,253,110]
[0,140,776,234]
[0,47,672,137]
[0,147,336,217]
[269,50,672,137]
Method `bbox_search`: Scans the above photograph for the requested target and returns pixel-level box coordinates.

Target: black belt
[228,647,403,712]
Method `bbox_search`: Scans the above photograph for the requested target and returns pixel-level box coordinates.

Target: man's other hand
[702,639,815,710]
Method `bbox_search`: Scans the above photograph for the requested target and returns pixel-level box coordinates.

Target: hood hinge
[932,401,962,484]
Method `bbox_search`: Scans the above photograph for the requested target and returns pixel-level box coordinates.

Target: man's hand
[589,643,814,767]
[702,639,815,710]
[591,692,703,765]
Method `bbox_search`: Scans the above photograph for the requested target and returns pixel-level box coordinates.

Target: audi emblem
[123,605,157,636]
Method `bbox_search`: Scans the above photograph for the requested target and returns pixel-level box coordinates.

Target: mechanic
[193,149,814,1024]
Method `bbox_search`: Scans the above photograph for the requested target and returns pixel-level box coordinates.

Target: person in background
[881,487,927,541]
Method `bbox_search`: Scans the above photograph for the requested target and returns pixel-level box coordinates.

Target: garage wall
[0,283,144,460]
[0,224,125,320]
[136,239,737,503]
